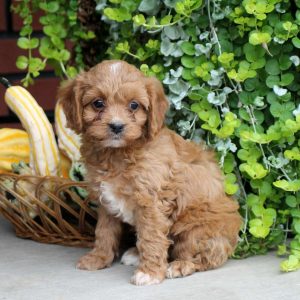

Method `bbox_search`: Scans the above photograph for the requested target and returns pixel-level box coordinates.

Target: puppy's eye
[129,101,139,110]
[92,98,105,109]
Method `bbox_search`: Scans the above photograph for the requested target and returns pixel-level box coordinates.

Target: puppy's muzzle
[109,122,125,134]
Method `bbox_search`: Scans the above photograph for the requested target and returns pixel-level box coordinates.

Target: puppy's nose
[109,122,124,134]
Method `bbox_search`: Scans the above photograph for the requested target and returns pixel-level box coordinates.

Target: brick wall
[0,0,60,128]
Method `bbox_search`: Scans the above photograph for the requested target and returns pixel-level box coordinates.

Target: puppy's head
[58,60,169,148]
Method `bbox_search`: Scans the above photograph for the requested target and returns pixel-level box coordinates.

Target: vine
[12,0,96,85]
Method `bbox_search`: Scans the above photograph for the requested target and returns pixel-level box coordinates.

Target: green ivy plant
[12,0,96,86]
[14,0,300,272]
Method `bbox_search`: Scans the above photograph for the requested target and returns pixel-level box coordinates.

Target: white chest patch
[100,182,134,225]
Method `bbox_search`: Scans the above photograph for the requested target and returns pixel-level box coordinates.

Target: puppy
[58,60,241,285]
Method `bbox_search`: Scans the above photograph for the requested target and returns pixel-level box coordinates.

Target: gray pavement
[0,216,299,300]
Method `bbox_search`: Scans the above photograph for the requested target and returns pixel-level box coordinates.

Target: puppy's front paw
[76,252,111,271]
[130,270,164,286]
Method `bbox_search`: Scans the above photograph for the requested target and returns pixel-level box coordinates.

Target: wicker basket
[0,173,97,247]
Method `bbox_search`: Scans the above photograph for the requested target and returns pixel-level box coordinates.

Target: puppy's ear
[57,76,84,134]
[144,77,169,139]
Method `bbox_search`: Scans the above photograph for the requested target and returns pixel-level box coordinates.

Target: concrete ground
[0,216,299,300]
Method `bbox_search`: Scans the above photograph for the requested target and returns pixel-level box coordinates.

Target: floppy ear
[144,77,169,139]
[57,76,84,134]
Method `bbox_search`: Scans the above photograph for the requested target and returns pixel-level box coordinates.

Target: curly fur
[58,60,241,285]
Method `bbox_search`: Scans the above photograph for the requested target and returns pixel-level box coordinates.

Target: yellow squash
[0,128,30,173]
[55,101,81,162]
[4,85,60,176]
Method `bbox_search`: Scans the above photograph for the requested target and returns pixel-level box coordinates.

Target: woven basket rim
[0,173,96,248]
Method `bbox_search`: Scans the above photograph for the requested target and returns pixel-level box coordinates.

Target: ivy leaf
[218,52,234,68]
[17,37,30,49]
[164,26,181,40]
[47,2,60,13]
[244,43,265,62]
[290,55,300,66]
[279,55,292,70]
[168,79,190,95]
[237,146,261,162]
[39,1,59,12]
[277,244,287,256]
[265,59,280,75]
[104,7,132,22]
[180,41,195,55]
[16,56,28,70]
[181,56,195,68]
[280,255,300,272]
[252,205,265,217]
[207,92,226,105]
[163,0,181,8]
[270,102,295,120]
[280,73,294,86]
[284,147,300,161]
[160,15,172,25]
[273,85,287,96]
[292,37,300,48]
[223,153,235,173]
[116,41,130,53]
[240,131,275,144]
[286,196,297,208]
[225,173,239,195]
[66,66,78,78]
[57,49,70,61]
[266,75,280,88]
[133,14,146,26]
[240,162,268,179]
[273,179,300,192]
[291,209,300,218]
[170,66,183,78]
[168,91,188,109]
[249,222,270,238]
[194,43,211,55]
[247,194,260,206]
[249,31,271,45]
[160,38,175,56]
[294,220,300,234]
[138,0,160,15]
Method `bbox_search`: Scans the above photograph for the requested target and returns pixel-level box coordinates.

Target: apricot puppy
[58,60,241,285]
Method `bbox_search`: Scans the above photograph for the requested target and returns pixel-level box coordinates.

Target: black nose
[109,123,124,134]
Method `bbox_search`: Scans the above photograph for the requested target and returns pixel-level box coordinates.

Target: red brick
[0,39,22,74]
[0,38,54,74]
[0,93,9,116]
[0,83,9,116]
[11,0,43,31]
[0,0,7,31]
[22,77,61,110]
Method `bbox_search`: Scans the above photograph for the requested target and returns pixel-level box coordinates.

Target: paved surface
[0,216,299,300]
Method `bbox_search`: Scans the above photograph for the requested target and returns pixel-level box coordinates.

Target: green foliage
[12,0,96,86]
[14,0,300,272]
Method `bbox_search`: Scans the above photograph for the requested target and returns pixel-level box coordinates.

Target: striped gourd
[0,128,30,173]
[4,85,60,176]
[60,151,72,178]
[55,100,81,162]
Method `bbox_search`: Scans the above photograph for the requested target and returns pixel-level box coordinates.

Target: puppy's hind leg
[167,204,241,279]
[167,230,233,278]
